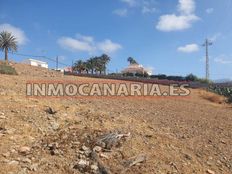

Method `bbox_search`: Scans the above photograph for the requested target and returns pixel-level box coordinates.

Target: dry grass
[200,90,225,104]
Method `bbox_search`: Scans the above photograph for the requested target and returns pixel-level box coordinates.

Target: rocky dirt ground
[0,63,231,174]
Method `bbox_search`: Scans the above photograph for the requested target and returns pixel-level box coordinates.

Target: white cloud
[214,55,232,64]
[57,37,96,53]
[156,0,199,32]
[118,0,156,15]
[178,0,195,15]
[142,6,156,14]
[121,0,137,7]
[206,8,214,14]
[156,14,199,31]
[97,39,122,54]
[0,23,28,45]
[177,43,199,53]
[141,0,157,14]
[58,34,122,54]
[113,8,128,17]
[76,33,94,43]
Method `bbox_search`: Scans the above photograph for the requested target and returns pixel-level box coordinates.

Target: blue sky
[0,0,232,80]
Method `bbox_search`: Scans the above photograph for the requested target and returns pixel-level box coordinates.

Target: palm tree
[0,31,17,64]
[94,56,104,74]
[85,55,111,75]
[101,54,111,75]
[73,60,85,73]
[87,57,96,74]
[127,57,138,65]
[84,61,93,74]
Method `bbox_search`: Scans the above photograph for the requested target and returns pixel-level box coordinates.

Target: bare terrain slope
[0,63,231,174]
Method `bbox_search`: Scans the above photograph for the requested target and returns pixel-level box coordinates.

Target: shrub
[208,86,232,103]
[197,78,212,84]
[0,63,17,75]
[123,72,134,77]
[167,76,186,81]
[123,72,148,78]
[185,74,198,81]
[135,72,149,78]
[151,74,167,79]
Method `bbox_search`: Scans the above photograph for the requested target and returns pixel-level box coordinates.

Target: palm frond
[0,31,18,52]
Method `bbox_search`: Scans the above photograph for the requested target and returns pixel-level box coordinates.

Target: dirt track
[0,63,231,174]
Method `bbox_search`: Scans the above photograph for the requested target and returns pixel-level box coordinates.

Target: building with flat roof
[22,59,48,68]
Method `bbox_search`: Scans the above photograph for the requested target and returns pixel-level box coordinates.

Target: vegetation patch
[150,73,211,84]
[208,86,232,103]
[0,63,18,75]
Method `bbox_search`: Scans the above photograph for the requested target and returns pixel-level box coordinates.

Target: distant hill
[214,79,232,83]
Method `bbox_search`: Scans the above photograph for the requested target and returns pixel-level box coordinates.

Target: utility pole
[202,39,213,80]
[56,56,58,70]
[71,60,74,72]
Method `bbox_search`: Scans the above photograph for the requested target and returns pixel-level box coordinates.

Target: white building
[22,59,48,68]
[56,67,72,72]
[122,64,152,76]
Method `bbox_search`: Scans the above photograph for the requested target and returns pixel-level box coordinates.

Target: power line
[9,52,46,58]
[9,52,70,67]
[202,38,213,80]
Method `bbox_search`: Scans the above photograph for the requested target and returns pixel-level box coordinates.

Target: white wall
[22,59,48,68]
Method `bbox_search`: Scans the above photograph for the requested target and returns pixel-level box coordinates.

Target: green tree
[101,54,111,74]
[73,60,85,73]
[0,31,17,64]
[84,61,91,74]
[76,54,111,75]
[94,56,104,74]
[185,74,198,81]
[87,57,96,74]
[127,57,138,64]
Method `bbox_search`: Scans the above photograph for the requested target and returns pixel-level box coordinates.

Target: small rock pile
[35,128,138,174]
